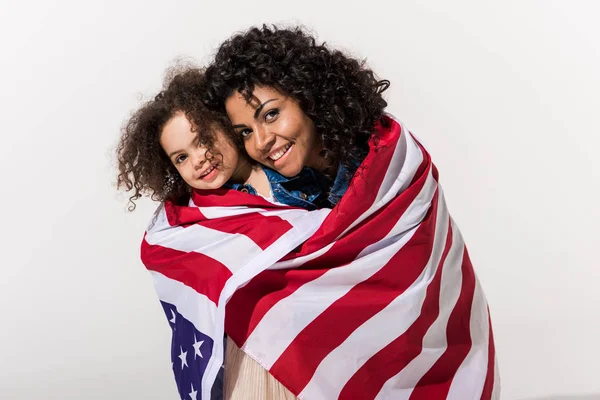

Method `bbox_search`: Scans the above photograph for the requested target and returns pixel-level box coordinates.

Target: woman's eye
[265,109,279,122]
[240,128,252,138]
[175,155,187,164]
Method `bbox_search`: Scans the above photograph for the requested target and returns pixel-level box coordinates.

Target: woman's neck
[307,148,339,179]
[230,157,253,183]
[244,167,272,198]
[230,158,272,198]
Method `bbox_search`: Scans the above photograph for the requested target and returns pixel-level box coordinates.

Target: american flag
[141,115,499,399]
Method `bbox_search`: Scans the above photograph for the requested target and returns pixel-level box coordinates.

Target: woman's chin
[276,164,303,178]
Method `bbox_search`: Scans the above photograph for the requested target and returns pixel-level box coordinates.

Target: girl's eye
[175,154,187,164]
[240,128,252,138]
[265,109,279,122]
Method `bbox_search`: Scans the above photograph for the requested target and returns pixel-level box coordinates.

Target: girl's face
[225,86,321,178]
[160,112,242,190]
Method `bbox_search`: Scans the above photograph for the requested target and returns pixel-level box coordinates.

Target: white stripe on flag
[197,205,266,218]
[257,208,326,225]
[270,242,336,270]
[201,208,330,400]
[491,349,501,399]
[198,204,314,221]
[299,187,450,400]
[149,270,216,335]
[145,220,263,273]
[375,218,465,399]
[243,225,419,369]
[241,170,438,368]
[198,205,316,220]
[446,279,490,400]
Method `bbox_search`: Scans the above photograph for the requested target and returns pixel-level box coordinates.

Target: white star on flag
[192,335,204,359]
[188,383,198,400]
[178,346,188,369]
[169,309,176,324]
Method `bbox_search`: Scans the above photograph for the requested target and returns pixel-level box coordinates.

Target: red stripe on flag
[406,246,477,399]
[480,310,497,400]
[286,117,408,258]
[141,238,232,304]
[164,196,295,250]
[409,137,432,187]
[190,187,298,209]
[225,267,331,345]
[164,201,205,227]
[336,210,452,399]
[224,120,409,343]
[195,213,294,251]
[298,161,433,271]
[271,191,443,396]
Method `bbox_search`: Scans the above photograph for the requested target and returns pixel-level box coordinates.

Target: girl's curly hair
[116,66,235,210]
[203,25,390,177]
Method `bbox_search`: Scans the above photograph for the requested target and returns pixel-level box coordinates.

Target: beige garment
[224,336,297,400]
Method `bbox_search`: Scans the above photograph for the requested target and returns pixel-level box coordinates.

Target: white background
[1,1,598,399]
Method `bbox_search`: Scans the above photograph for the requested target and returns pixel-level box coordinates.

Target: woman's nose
[253,126,276,154]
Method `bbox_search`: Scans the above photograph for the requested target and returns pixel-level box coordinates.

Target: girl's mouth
[199,163,219,180]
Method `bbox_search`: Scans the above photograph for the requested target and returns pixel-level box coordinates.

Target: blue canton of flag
[160,301,224,400]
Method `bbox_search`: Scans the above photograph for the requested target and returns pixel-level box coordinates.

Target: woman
[202,26,391,399]
[205,26,493,399]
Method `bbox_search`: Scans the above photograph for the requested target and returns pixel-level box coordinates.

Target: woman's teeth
[269,143,292,161]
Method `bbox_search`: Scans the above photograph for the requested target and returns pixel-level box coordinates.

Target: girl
[118,65,329,399]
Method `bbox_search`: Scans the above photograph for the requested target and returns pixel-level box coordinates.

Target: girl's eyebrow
[168,149,182,158]
[168,136,198,158]
[232,98,278,129]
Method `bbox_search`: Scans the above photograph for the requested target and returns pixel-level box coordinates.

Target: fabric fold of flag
[141,114,498,400]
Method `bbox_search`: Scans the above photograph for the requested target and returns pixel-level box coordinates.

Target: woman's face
[225,86,321,178]
[160,112,242,190]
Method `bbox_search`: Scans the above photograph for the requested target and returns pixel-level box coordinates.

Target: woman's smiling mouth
[268,142,293,163]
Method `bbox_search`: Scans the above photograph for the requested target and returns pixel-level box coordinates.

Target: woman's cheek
[244,139,260,161]
[277,118,291,137]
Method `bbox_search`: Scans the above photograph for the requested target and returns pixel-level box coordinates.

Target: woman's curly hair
[203,25,389,177]
[116,66,236,210]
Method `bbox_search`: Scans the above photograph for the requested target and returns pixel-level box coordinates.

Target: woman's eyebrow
[253,98,278,119]
[232,98,278,129]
